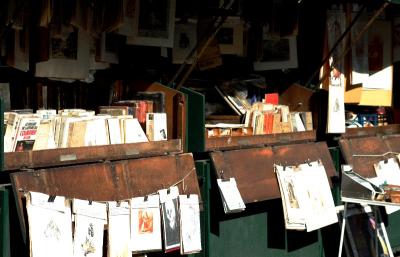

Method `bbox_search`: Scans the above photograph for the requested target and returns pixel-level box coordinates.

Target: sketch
[44,219,62,240]
[138,209,154,233]
[179,195,202,254]
[162,198,180,250]
[73,215,105,257]
[51,28,78,60]
[27,193,74,257]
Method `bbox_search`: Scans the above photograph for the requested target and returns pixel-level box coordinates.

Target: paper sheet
[158,187,180,252]
[108,202,131,257]
[73,214,106,257]
[179,194,202,254]
[27,192,73,257]
[217,178,246,214]
[130,195,162,253]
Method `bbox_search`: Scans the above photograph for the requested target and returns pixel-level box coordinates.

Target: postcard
[158,186,180,252]
[108,201,131,257]
[179,194,202,254]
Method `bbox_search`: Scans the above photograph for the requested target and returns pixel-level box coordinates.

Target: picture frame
[127,0,176,48]
[253,35,298,71]
[216,16,245,56]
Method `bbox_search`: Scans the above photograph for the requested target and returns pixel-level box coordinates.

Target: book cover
[13,117,41,152]
[146,113,167,141]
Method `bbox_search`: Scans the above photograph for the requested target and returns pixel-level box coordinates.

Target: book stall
[2,1,400,257]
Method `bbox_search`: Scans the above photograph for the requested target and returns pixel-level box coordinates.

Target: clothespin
[220,170,229,181]
[88,200,93,205]
[48,195,56,202]
[167,187,171,194]
[144,195,149,202]
[306,158,312,166]
[116,200,121,207]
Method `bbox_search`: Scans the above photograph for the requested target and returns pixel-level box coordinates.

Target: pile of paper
[217,178,246,214]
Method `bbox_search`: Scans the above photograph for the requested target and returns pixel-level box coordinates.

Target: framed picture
[216,17,245,56]
[172,20,197,64]
[127,0,176,48]
[253,35,298,71]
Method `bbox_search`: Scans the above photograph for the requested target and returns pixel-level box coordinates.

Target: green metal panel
[180,87,205,153]
[387,212,400,251]
[0,188,10,257]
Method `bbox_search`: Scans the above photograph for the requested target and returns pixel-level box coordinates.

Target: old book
[130,195,162,253]
[108,202,130,257]
[4,112,20,152]
[179,194,202,254]
[26,192,73,257]
[158,187,180,252]
[135,91,165,113]
[146,113,167,141]
[217,178,246,214]
[107,118,122,144]
[67,120,88,148]
[124,118,148,143]
[98,106,129,116]
[36,109,57,120]
[33,120,56,150]
[13,116,41,152]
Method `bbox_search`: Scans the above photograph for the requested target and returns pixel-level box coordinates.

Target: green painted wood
[193,160,211,257]
[387,212,400,250]
[0,188,10,257]
[180,87,205,153]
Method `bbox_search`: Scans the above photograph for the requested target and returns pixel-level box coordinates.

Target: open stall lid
[10,152,200,243]
[339,132,400,178]
[210,141,337,204]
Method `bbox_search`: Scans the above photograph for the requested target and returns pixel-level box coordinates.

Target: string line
[352,152,400,158]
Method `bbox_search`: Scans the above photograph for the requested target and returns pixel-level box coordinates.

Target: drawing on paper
[81,223,96,256]
[138,209,153,233]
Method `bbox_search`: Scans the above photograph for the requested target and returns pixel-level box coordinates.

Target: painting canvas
[127,0,176,47]
[253,35,298,71]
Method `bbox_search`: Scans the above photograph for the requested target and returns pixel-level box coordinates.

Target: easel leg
[338,202,348,257]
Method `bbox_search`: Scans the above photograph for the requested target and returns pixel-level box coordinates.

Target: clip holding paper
[167,188,171,194]
[47,195,56,202]
[88,200,93,205]
[116,200,121,207]
[219,170,230,182]
[306,159,312,166]
[144,195,149,202]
